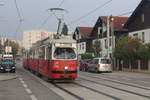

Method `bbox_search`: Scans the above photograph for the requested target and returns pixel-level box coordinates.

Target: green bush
[80,53,93,59]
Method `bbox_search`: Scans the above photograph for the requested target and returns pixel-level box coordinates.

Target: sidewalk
[0,73,18,81]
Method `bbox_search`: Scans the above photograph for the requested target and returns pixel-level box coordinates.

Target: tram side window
[34,50,38,59]
[46,47,52,60]
[39,47,45,59]
[32,50,35,59]
[29,51,32,59]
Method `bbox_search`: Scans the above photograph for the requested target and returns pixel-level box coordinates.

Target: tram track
[18,62,150,100]
[73,82,121,100]
[26,71,84,100]
[51,83,84,100]
[100,73,150,84]
[51,81,122,100]
[20,65,121,100]
[80,73,150,91]
[78,76,150,99]
[17,64,84,100]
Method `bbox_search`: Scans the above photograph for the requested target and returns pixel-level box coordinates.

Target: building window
[142,32,145,42]
[141,13,144,23]
[80,43,82,50]
[109,38,112,46]
[82,43,84,50]
[133,33,138,39]
[105,39,108,49]
[98,27,103,38]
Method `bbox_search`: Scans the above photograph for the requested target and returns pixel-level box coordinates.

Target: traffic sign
[106,49,112,53]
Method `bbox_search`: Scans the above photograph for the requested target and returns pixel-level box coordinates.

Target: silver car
[88,57,112,73]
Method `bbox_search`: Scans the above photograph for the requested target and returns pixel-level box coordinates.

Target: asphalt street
[0,61,150,100]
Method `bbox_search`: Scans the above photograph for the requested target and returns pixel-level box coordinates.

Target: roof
[124,0,147,28]
[32,36,76,48]
[77,27,93,37]
[100,16,128,31]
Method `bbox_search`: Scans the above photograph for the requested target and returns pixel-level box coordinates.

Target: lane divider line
[25,88,32,94]
[30,95,38,100]
[18,77,38,100]
[23,84,28,88]
[21,80,25,84]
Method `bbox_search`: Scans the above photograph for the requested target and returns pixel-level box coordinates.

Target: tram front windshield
[54,47,76,59]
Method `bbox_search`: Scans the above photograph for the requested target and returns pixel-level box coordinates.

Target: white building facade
[129,29,150,43]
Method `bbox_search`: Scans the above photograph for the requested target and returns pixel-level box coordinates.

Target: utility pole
[110,16,115,69]
[107,16,110,58]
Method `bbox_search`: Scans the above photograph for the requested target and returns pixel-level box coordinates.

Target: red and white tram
[23,37,78,80]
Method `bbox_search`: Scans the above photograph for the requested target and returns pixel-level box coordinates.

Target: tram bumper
[51,70,78,79]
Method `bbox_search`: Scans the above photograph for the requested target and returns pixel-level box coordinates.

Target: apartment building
[23,30,56,50]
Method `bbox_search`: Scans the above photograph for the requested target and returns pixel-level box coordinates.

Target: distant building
[73,27,93,54]
[23,30,56,49]
[0,37,23,55]
[0,37,22,46]
[0,37,7,45]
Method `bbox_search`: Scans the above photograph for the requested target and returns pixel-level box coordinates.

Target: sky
[0,0,142,40]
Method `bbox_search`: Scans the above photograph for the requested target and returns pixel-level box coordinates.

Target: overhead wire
[39,14,52,29]
[39,0,66,29]
[68,0,113,25]
[58,0,65,7]
[14,0,23,40]
[14,0,22,21]
[0,0,4,6]
[116,11,133,17]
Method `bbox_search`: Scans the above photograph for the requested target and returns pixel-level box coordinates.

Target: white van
[88,57,112,73]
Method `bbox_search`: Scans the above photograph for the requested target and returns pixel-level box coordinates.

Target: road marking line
[23,84,28,88]
[19,78,23,81]
[23,68,77,100]
[30,95,38,100]
[25,88,32,94]
[21,80,25,84]
[18,75,37,100]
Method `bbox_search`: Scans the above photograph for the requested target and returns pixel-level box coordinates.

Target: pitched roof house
[91,16,128,39]
[73,27,93,54]
[90,16,128,57]
[124,0,150,43]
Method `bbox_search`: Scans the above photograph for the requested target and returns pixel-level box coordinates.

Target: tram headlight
[64,66,69,70]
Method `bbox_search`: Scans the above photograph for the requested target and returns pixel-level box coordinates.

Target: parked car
[80,59,92,71]
[88,57,112,73]
[0,60,16,73]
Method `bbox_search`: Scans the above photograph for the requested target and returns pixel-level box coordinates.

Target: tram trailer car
[23,37,78,80]
[23,51,30,69]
